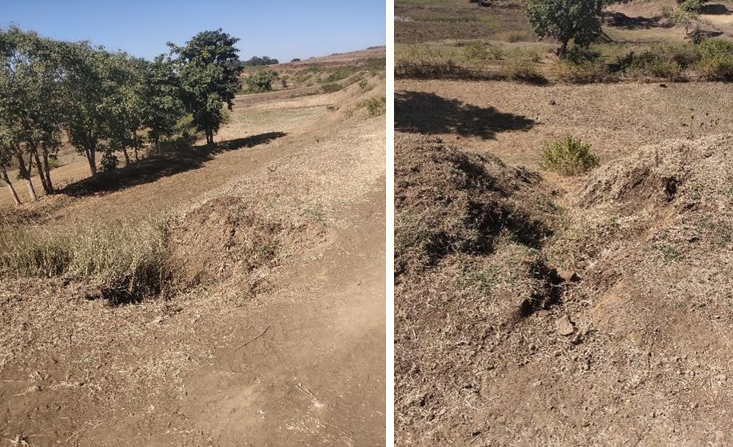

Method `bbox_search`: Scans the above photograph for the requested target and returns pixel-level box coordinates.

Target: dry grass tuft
[0,218,172,304]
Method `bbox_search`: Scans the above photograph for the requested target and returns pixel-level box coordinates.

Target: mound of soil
[168,196,309,297]
[394,134,556,277]
[579,135,733,214]
[396,133,733,446]
[395,134,578,444]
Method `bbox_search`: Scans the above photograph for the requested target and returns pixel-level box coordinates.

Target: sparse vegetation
[541,136,599,175]
[358,96,387,116]
[321,82,342,93]
[504,60,546,84]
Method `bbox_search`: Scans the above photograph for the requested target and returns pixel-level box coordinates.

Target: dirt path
[83,182,386,447]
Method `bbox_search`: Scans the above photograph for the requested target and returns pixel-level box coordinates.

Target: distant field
[395,0,733,84]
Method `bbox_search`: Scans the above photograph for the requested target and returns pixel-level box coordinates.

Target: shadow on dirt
[61,132,288,197]
[395,91,535,139]
[702,3,731,14]
[602,11,671,29]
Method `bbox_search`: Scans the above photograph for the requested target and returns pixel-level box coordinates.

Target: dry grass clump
[394,135,557,277]
[502,60,547,84]
[0,218,172,303]
[0,196,301,304]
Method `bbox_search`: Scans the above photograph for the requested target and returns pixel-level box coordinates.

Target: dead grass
[0,217,172,304]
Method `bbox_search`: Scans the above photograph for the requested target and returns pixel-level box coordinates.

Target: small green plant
[462,41,491,61]
[503,60,546,84]
[653,242,681,261]
[357,96,387,116]
[359,79,369,90]
[462,265,501,293]
[541,136,599,176]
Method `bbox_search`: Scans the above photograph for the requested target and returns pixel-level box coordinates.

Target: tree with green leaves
[169,29,244,145]
[100,52,148,166]
[0,27,64,198]
[58,41,109,177]
[246,69,278,93]
[526,0,604,58]
[143,55,185,151]
[0,132,22,205]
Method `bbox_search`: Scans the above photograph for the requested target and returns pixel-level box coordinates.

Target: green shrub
[358,96,387,116]
[503,60,546,84]
[541,136,599,176]
[321,83,342,93]
[462,41,491,61]
[101,152,119,172]
[697,39,733,80]
[679,0,706,13]
[622,50,683,79]
[246,70,278,93]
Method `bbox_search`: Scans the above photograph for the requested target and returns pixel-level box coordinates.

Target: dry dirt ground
[0,60,386,445]
[395,78,733,446]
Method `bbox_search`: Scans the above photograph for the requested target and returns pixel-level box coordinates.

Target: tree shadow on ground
[602,11,672,29]
[61,132,287,197]
[702,3,731,14]
[394,91,535,140]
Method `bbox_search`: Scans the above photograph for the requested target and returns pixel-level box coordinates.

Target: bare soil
[0,56,386,446]
[395,77,733,446]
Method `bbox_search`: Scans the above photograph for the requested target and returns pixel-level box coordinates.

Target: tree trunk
[132,131,140,161]
[30,148,52,195]
[121,147,131,166]
[25,155,37,201]
[15,152,37,201]
[42,148,54,193]
[1,165,21,206]
[86,147,97,177]
[558,40,569,59]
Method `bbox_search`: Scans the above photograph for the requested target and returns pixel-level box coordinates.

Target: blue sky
[1,0,386,61]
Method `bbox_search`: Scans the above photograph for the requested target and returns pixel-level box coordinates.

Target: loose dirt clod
[556,314,574,336]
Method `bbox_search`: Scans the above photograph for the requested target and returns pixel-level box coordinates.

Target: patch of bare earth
[395,79,733,445]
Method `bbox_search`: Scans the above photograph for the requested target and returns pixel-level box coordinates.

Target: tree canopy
[169,29,244,145]
[0,26,244,204]
[526,0,605,58]
[243,55,279,66]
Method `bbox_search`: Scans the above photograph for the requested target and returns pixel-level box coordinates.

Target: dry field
[394,1,733,442]
[0,51,386,446]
